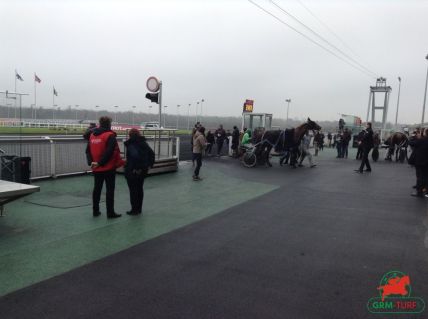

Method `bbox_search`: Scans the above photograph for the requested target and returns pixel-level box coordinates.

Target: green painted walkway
[0,163,278,296]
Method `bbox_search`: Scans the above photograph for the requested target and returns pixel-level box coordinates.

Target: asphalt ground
[1,147,427,318]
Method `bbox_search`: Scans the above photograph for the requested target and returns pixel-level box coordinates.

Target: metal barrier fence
[0,119,88,129]
[0,132,179,179]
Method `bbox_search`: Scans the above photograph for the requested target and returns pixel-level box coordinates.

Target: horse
[384,132,408,162]
[377,275,410,302]
[252,118,321,167]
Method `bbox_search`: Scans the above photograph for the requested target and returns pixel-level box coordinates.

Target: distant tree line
[0,104,402,133]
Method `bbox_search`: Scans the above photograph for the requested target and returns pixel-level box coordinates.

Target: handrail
[0,134,179,179]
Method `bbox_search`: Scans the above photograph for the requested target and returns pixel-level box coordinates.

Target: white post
[395,77,401,126]
[34,73,37,120]
[14,72,17,119]
[159,81,163,127]
[163,105,168,128]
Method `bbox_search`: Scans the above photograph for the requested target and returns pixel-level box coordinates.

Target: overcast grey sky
[1,0,427,123]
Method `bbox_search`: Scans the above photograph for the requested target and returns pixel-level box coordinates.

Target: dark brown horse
[252,118,321,167]
[384,132,408,162]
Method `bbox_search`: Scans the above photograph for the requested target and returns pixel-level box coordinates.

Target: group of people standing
[333,128,352,159]
[84,117,155,218]
[203,124,228,157]
[191,123,254,180]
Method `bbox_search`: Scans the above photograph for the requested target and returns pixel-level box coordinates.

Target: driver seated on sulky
[239,128,252,155]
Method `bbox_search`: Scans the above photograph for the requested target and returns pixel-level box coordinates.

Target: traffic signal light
[145,93,159,104]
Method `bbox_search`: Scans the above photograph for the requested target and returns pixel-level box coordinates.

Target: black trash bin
[1,155,31,184]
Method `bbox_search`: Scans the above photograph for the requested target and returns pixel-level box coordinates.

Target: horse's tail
[274,130,285,153]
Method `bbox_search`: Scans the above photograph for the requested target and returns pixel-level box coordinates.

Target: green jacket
[242,132,251,145]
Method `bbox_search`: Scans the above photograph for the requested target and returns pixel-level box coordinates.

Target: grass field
[0,127,191,135]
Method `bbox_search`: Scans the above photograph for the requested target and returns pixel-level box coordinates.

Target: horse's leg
[266,145,272,167]
[290,149,297,168]
[386,148,392,160]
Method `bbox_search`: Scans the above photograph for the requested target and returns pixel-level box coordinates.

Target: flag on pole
[35,74,41,83]
[15,70,24,81]
[53,87,58,96]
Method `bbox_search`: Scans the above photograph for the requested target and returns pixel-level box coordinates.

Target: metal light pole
[114,105,119,123]
[285,98,291,125]
[395,77,402,126]
[200,98,204,122]
[196,101,200,123]
[187,103,191,131]
[30,104,35,120]
[132,105,136,125]
[148,105,153,122]
[163,105,168,128]
[422,54,428,126]
[95,105,100,120]
[176,104,180,129]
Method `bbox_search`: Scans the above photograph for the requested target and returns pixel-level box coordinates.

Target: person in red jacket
[86,116,124,218]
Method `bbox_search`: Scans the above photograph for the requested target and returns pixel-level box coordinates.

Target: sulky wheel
[242,152,257,168]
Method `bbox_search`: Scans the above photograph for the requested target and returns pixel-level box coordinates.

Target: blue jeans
[192,153,202,176]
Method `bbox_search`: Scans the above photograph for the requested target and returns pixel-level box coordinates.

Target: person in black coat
[124,128,155,215]
[231,126,240,157]
[342,128,351,158]
[215,124,226,156]
[355,122,374,173]
[206,131,215,155]
[355,130,365,160]
[409,129,428,197]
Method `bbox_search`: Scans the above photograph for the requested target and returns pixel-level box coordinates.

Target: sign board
[146,76,160,92]
[243,99,254,113]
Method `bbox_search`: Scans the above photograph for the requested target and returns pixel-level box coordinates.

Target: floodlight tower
[366,77,392,137]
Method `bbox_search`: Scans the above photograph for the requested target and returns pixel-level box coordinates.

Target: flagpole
[34,73,37,120]
[52,87,55,121]
[14,70,17,119]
